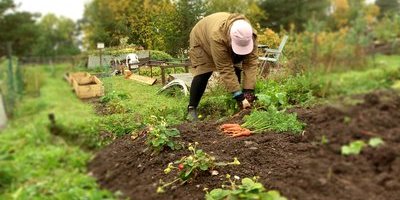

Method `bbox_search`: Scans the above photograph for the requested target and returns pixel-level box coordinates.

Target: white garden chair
[258,35,289,75]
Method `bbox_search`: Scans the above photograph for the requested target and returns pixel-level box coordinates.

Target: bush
[150,50,174,61]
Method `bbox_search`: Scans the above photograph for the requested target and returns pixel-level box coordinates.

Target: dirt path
[88,90,400,200]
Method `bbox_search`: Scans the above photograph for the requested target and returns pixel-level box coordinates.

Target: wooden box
[72,75,104,99]
[67,72,91,85]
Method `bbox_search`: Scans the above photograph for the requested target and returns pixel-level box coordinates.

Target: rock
[211,170,219,176]
[244,141,257,146]
[318,178,327,185]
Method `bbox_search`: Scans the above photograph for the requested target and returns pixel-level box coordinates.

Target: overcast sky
[14,0,90,21]
[13,0,376,22]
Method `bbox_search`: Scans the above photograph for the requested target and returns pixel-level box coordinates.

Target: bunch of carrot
[219,124,252,137]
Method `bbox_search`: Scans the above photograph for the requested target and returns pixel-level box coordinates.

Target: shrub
[150,50,174,61]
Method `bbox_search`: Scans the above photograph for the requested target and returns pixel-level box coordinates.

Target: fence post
[161,66,166,85]
[0,93,7,130]
[6,42,15,117]
[15,59,24,98]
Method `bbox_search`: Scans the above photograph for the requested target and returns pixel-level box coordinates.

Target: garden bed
[88,90,400,200]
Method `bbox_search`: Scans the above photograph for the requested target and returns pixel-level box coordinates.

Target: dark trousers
[189,67,242,108]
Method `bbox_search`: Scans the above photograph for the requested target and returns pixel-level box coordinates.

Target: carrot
[220,124,241,129]
[223,127,243,132]
[230,130,252,137]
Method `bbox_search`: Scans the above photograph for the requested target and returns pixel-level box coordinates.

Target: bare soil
[88,90,400,200]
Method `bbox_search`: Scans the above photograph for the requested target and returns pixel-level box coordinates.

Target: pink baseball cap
[230,20,254,55]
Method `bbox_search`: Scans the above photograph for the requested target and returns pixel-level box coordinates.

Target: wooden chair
[258,35,289,75]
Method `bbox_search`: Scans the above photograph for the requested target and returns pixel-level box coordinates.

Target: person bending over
[187,12,258,121]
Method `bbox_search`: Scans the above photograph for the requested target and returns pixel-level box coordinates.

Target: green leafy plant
[341,140,366,155]
[368,137,385,148]
[341,137,385,156]
[343,116,352,124]
[199,94,236,119]
[321,135,329,145]
[255,93,287,110]
[206,175,287,200]
[242,110,304,134]
[158,143,240,193]
[146,116,183,151]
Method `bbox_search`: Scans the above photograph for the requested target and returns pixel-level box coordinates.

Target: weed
[158,143,240,193]
[341,140,366,155]
[343,116,352,124]
[198,95,236,119]
[368,137,385,148]
[321,135,329,145]
[255,93,287,111]
[341,137,384,156]
[99,114,143,137]
[145,116,183,151]
[205,175,287,200]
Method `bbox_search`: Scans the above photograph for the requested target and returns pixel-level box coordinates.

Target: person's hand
[243,89,256,103]
[233,91,251,110]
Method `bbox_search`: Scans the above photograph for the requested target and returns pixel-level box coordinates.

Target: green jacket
[189,12,258,93]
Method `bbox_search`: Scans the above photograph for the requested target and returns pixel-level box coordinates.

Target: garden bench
[258,35,289,75]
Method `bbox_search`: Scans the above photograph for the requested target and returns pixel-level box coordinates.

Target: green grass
[322,55,400,96]
[0,63,115,199]
[255,55,400,108]
[100,75,187,125]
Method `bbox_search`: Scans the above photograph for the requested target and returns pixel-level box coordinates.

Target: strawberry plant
[157,142,240,193]
[146,116,183,151]
[205,175,287,200]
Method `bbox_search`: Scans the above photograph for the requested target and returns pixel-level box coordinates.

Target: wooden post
[185,66,189,73]
[161,66,166,85]
[150,66,153,77]
[0,93,7,130]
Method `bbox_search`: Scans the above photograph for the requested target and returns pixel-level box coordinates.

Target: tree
[0,0,39,57]
[0,0,14,15]
[170,0,205,55]
[0,10,39,57]
[376,0,400,17]
[259,0,330,31]
[205,0,266,25]
[32,14,80,57]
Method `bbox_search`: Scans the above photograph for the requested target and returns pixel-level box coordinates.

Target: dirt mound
[88,90,400,200]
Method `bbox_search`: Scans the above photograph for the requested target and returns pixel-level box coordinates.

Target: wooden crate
[72,75,104,99]
[67,72,91,85]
